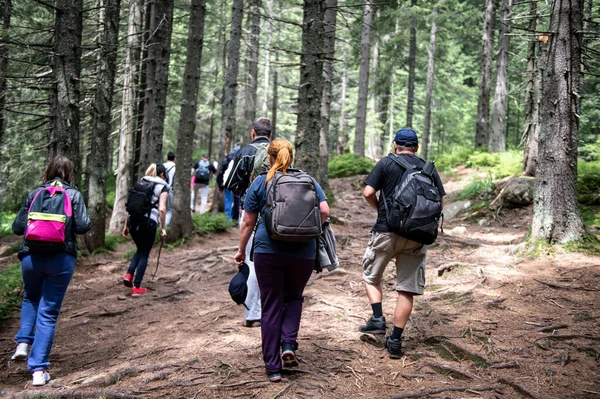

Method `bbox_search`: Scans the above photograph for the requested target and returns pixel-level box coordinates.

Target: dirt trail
[1,174,599,399]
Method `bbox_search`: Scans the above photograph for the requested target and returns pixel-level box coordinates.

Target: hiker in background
[217,144,241,223]
[190,153,216,214]
[358,128,445,358]
[225,117,272,328]
[163,152,176,226]
[10,155,91,386]
[122,163,169,297]
[234,139,330,383]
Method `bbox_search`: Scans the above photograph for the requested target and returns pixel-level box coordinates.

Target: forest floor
[1,169,599,399]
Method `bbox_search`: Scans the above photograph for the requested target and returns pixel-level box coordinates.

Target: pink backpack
[25,182,73,246]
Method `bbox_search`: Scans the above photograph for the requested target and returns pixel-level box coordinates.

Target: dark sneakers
[358,316,387,334]
[281,343,299,368]
[386,336,402,359]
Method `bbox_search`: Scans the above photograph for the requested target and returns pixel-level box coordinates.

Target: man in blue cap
[358,128,446,358]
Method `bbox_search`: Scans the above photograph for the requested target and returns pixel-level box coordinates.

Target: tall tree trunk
[85,0,121,251]
[49,0,83,188]
[367,11,379,160]
[532,0,585,244]
[337,43,349,155]
[489,0,512,153]
[353,0,372,157]
[261,0,274,115]
[294,0,325,178]
[0,0,10,155]
[525,40,547,177]
[421,8,437,161]
[318,0,336,190]
[109,0,144,235]
[140,0,174,170]
[475,0,495,149]
[405,0,417,128]
[271,50,279,139]
[170,0,206,240]
[134,1,151,179]
[242,0,260,144]
[522,1,538,176]
[219,0,243,157]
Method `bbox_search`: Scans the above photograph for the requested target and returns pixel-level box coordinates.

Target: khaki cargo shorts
[362,231,427,295]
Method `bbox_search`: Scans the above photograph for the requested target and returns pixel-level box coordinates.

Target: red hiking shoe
[131,287,147,297]
[123,273,133,288]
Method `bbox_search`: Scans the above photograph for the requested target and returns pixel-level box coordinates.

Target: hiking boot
[131,287,147,297]
[32,370,51,386]
[386,336,403,359]
[242,319,261,327]
[11,343,29,360]
[123,273,133,288]
[268,372,281,383]
[281,343,299,368]
[358,316,386,334]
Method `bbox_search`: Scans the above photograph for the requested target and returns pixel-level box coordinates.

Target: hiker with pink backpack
[10,156,91,386]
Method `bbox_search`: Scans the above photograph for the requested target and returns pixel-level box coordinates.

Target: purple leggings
[253,253,314,374]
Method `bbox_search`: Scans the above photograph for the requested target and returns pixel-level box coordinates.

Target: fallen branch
[0,389,138,399]
[273,383,293,399]
[391,385,503,399]
[498,377,539,399]
[534,278,600,292]
[536,324,569,333]
[533,334,600,344]
[422,362,473,380]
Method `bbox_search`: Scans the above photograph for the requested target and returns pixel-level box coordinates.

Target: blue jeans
[224,190,234,220]
[14,253,76,371]
[127,216,157,287]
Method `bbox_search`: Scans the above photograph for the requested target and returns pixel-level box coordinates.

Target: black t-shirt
[364,154,446,232]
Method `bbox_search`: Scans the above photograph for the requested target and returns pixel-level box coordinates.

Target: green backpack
[251,142,270,181]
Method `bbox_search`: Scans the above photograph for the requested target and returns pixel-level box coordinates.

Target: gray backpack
[261,170,323,242]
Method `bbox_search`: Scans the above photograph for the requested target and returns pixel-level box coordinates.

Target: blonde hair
[145,163,157,177]
[265,139,293,184]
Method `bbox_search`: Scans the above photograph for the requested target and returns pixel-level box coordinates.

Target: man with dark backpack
[190,153,216,214]
[224,117,272,328]
[358,128,446,359]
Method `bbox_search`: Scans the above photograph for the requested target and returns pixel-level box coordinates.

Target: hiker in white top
[163,152,176,225]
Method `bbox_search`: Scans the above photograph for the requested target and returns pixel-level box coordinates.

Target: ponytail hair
[145,163,158,177]
[265,139,293,184]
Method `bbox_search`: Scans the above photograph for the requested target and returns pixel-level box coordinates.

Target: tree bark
[49,0,83,188]
[109,0,144,235]
[261,0,274,115]
[489,0,512,153]
[337,43,349,155]
[134,1,151,179]
[405,0,417,128]
[242,0,261,145]
[294,0,325,178]
[219,0,243,157]
[140,0,174,171]
[353,0,372,157]
[522,1,537,176]
[318,0,336,191]
[421,8,437,161]
[0,0,10,154]
[475,0,495,149]
[532,0,585,244]
[85,0,121,251]
[170,0,206,241]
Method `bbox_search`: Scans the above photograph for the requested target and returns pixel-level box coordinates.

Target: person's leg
[394,291,414,328]
[131,220,157,288]
[191,183,200,212]
[232,195,240,222]
[254,253,285,374]
[27,253,75,372]
[199,185,209,214]
[166,191,173,225]
[224,190,233,220]
[14,255,43,347]
[280,256,314,348]
[244,232,262,323]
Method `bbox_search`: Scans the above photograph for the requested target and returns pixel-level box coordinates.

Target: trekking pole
[151,238,164,281]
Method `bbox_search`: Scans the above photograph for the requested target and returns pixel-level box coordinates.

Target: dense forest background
[0,0,598,247]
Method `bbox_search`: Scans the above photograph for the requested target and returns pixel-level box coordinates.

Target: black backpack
[261,170,323,242]
[381,155,443,245]
[126,179,157,218]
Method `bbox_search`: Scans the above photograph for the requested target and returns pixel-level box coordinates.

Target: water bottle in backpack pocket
[25,182,73,252]
[383,155,443,245]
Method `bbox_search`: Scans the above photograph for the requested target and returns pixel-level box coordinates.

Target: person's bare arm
[363,185,378,210]
[158,192,168,238]
[234,211,258,266]
[319,200,330,223]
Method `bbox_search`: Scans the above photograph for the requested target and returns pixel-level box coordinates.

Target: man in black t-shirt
[358,128,446,359]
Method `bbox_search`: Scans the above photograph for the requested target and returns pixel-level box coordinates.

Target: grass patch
[104,232,127,251]
[465,150,522,179]
[2,240,21,256]
[563,234,600,256]
[434,147,475,172]
[0,264,23,320]
[121,247,136,261]
[0,212,15,237]
[581,205,600,227]
[192,213,233,235]
[578,160,600,205]
[521,238,558,258]
[328,153,375,178]
[458,176,496,201]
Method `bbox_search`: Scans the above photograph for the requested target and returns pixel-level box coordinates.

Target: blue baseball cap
[394,128,418,146]
[228,263,249,308]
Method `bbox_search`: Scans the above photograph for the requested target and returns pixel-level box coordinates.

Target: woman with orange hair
[235,139,329,382]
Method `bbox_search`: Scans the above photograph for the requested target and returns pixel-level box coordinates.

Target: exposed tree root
[273,383,294,398]
[536,323,569,333]
[424,337,490,366]
[422,362,473,380]
[498,377,539,399]
[533,278,599,292]
[391,385,503,399]
[0,389,138,399]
